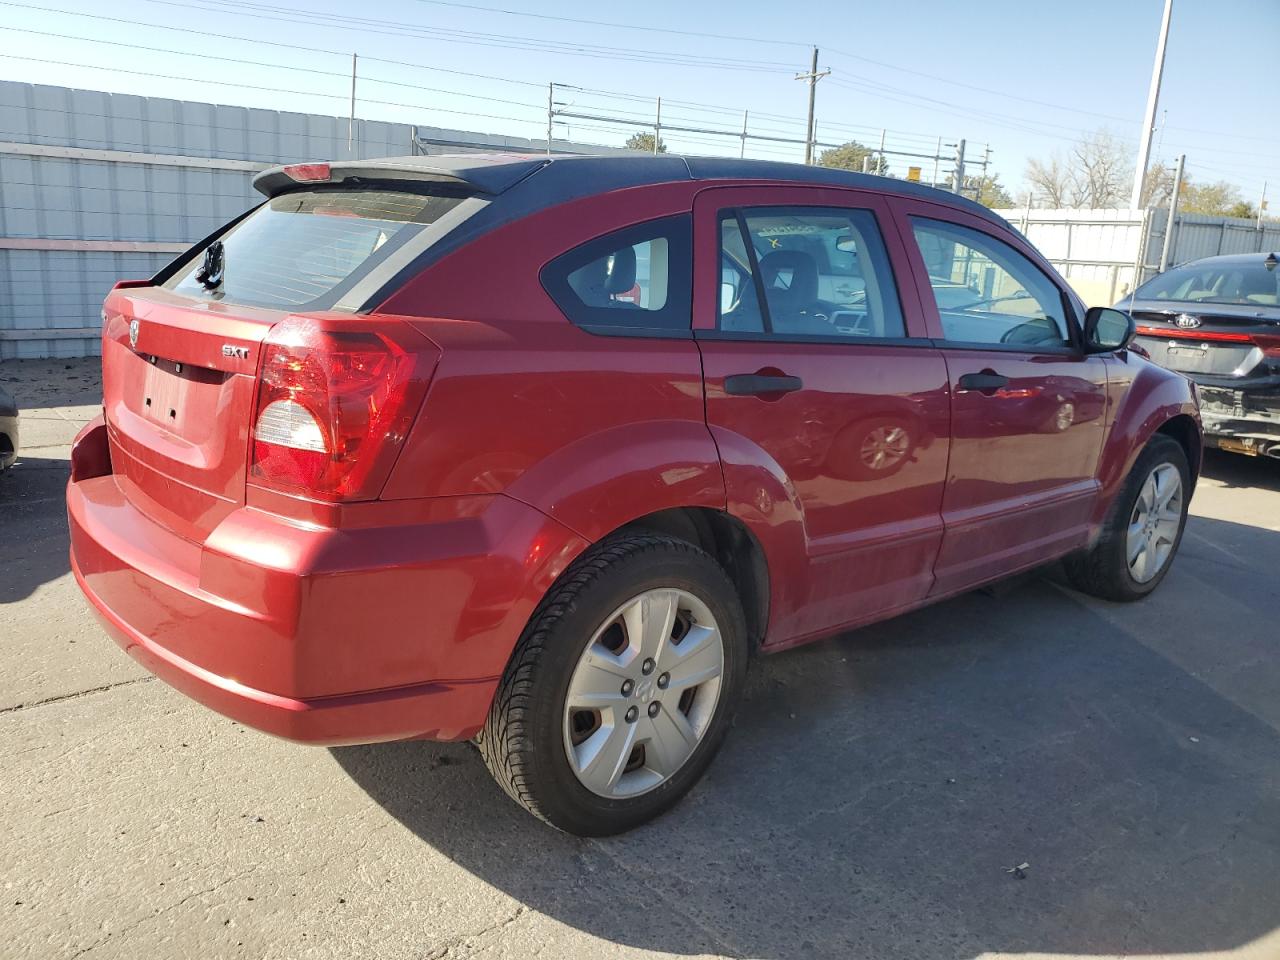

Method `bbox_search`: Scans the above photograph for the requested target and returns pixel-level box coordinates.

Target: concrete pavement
[2,358,1278,960]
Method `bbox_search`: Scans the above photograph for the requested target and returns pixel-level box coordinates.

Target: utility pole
[546,82,554,156]
[653,97,662,155]
[348,53,357,156]
[977,146,991,201]
[1258,181,1268,233]
[1131,0,1174,209]
[740,111,749,159]
[1158,153,1185,273]
[952,139,966,195]
[795,47,830,165]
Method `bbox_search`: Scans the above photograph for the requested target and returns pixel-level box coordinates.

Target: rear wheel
[478,534,747,836]
[1064,434,1190,602]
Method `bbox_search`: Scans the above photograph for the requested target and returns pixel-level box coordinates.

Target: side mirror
[1083,306,1136,353]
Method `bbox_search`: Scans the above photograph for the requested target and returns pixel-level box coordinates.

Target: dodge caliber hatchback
[1127,252,1280,458]
[69,154,1200,835]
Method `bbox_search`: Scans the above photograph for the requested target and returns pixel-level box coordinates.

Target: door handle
[957,371,1010,392]
[724,373,804,396]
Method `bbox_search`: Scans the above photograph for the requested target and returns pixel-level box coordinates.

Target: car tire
[478,533,748,836]
[1063,434,1190,602]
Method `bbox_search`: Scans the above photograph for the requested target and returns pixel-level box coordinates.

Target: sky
[1,0,1277,205]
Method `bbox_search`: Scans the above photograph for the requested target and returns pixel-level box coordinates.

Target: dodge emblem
[1174,313,1201,329]
[128,318,140,349]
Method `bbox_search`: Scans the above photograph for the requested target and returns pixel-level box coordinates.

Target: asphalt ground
[2,357,1278,960]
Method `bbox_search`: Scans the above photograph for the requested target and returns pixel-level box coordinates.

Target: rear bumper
[73,556,498,745]
[0,404,17,471]
[1199,385,1280,454]
[67,435,588,745]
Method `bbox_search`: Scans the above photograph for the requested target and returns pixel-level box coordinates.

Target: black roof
[254,152,1006,228]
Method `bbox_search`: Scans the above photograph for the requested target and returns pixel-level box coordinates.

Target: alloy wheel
[1126,462,1183,584]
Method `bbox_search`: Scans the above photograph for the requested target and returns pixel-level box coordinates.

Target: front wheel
[478,534,747,835]
[1064,434,1191,602]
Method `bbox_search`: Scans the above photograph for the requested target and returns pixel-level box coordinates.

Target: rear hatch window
[106,187,463,542]
[163,188,467,311]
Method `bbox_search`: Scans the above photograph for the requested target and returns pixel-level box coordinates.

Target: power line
[0,55,544,128]
[0,26,548,111]
[0,1,545,88]
[406,0,811,48]
[132,0,799,73]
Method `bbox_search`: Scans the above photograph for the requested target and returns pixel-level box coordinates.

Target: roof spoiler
[252,153,552,198]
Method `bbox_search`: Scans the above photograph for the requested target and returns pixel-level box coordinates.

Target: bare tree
[1141,161,1177,209]
[1024,128,1132,208]
[1070,129,1129,208]
[1025,155,1070,208]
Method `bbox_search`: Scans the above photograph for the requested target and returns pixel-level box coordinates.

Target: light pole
[1131,0,1174,209]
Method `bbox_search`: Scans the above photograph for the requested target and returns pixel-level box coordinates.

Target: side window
[542,215,692,332]
[717,207,905,339]
[910,218,1071,348]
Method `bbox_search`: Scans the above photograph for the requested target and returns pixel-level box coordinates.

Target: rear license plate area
[1164,344,1214,371]
[141,359,187,427]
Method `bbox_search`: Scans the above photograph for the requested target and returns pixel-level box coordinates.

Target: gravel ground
[2,357,1278,960]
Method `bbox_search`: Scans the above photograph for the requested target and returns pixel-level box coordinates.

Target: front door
[889,200,1109,595]
[692,186,951,646]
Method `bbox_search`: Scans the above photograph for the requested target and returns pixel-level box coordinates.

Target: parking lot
[2,357,1278,960]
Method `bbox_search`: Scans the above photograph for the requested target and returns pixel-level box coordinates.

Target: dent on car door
[892,205,1110,594]
[692,187,951,646]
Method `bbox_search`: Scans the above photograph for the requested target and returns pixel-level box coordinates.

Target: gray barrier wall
[0,80,614,359]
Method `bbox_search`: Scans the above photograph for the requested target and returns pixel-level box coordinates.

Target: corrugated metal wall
[1156,210,1280,266]
[0,81,616,360]
[996,206,1280,306]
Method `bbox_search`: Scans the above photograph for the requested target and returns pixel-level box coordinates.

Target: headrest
[604,245,636,295]
[758,250,818,304]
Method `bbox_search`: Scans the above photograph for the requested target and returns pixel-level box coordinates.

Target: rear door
[693,185,951,644]
[888,198,1109,595]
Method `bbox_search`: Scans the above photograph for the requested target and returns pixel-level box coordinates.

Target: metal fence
[0,81,619,360]
[995,206,1280,306]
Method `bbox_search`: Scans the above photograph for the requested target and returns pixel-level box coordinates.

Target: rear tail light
[282,162,331,182]
[250,317,436,501]
[1135,325,1253,343]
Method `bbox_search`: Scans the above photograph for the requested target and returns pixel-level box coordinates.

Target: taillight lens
[250,317,436,501]
[282,162,331,182]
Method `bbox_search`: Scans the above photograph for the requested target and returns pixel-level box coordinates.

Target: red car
[68,155,1200,835]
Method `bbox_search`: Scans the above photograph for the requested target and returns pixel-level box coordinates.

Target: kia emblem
[1174,313,1201,329]
[128,318,140,349]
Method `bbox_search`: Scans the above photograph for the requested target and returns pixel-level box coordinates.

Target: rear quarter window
[164,188,468,310]
[541,215,693,335]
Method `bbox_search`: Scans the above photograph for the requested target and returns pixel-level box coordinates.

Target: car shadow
[1200,447,1280,491]
[333,517,1280,959]
[0,455,72,604]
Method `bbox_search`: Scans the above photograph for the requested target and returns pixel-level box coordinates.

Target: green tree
[625,131,667,154]
[1225,200,1258,220]
[817,141,888,175]
[968,173,1013,209]
[1180,179,1245,216]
